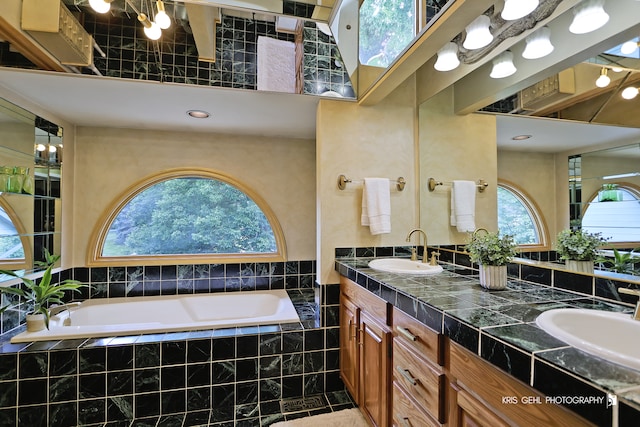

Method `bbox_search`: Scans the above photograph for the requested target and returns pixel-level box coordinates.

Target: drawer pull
[400,417,412,427]
[396,326,417,341]
[396,366,417,386]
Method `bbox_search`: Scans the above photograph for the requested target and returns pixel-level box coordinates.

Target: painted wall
[419,87,498,244]
[316,77,418,285]
[498,150,558,247]
[70,127,316,266]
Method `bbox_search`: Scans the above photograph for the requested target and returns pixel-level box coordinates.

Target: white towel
[257,36,296,93]
[361,178,391,235]
[450,180,476,233]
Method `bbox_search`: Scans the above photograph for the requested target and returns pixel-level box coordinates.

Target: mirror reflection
[0,98,63,278]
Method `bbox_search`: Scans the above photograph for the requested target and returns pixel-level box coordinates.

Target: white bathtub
[11,289,300,343]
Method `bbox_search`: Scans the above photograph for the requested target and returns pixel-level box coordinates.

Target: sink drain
[280,395,328,413]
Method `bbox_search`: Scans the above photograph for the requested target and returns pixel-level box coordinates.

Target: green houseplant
[610,248,640,275]
[0,251,84,331]
[556,229,608,274]
[466,230,517,290]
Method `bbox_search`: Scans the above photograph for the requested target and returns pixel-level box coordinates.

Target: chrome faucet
[406,228,428,263]
[618,288,640,320]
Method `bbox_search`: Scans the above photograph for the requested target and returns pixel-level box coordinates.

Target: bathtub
[11,289,300,343]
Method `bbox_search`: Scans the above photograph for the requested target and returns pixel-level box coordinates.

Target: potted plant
[0,251,84,331]
[609,248,640,275]
[466,230,517,290]
[556,229,608,274]
[598,183,623,202]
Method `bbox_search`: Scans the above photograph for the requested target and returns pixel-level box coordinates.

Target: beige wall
[419,87,498,244]
[317,77,419,285]
[498,150,558,247]
[70,127,316,266]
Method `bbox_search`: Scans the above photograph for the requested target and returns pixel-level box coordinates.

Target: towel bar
[428,177,488,193]
[338,174,406,191]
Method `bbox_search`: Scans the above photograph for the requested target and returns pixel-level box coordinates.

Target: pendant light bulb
[89,0,112,14]
[569,0,609,35]
[138,13,162,40]
[490,51,517,79]
[463,15,493,50]
[621,40,639,55]
[154,1,171,30]
[501,0,539,21]
[522,26,554,59]
[622,87,639,100]
[434,42,460,72]
[595,68,610,88]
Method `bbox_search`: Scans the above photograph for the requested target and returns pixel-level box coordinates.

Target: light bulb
[622,87,639,100]
[434,42,460,72]
[501,0,539,20]
[569,0,609,35]
[490,51,517,79]
[522,27,554,59]
[48,145,57,153]
[139,13,162,40]
[621,40,639,55]
[36,144,46,152]
[89,0,111,14]
[463,15,493,50]
[595,68,610,87]
[155,1,171,29]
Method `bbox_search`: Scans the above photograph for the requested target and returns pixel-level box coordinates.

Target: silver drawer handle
[396,366,417,386]
[396,326,417,341]
[400,417,412,427]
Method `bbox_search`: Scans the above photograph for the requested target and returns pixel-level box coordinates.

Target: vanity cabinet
[447,340,595,427]
[340,277,392,427]
[391,306,445,426]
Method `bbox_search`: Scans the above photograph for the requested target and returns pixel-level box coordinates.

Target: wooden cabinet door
[340,295,360,399]
[360,310,392,427]
[450,382,509,427]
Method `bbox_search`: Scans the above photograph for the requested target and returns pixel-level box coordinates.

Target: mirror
[570,143,640,246]
[0,98,63,279]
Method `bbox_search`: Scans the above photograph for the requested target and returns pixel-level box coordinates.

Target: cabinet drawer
[393,338,444,422]
[392,306,441,365]
[393,381,440,427]
[341,277,389,323]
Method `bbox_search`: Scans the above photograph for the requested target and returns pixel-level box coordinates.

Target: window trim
[498,180,549,250]
[87,168,287,266]
[581,182,640,249]
[0,196,31,270]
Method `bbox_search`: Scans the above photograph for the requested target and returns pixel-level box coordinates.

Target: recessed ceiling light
[512,135,532,141]
[187,110,210,119]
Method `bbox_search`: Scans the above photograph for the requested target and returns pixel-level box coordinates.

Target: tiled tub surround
[0,261,348,426]
[336,247,640,427]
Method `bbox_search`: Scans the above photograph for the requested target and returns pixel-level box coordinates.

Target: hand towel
[450,180,476,233]
[361,178,391,235]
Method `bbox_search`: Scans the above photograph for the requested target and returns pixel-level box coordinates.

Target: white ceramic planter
[26,313,46,332]
[565,260,594,274]
[479,264,507,290]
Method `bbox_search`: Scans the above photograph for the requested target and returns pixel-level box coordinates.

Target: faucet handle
[429,251,440,266]
[410,247,418,261]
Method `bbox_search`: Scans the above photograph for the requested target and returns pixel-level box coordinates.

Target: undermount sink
[368,258,443,275]
[536,308,640,371]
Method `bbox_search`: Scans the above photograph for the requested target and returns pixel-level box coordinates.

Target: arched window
[0,197,30,270]
[89,169,286,265]
[582,184,640,244]
[497,181,548,249]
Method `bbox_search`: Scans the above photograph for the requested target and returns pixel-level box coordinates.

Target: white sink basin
[368,258,443,275]
[536,308,640,371]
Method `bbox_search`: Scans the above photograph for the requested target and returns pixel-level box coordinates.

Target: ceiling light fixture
[569,0,609,35]
[501,0,539,21]
[187,110,210,118]
[522,26,554,59]
[620,39,639,55]
[123,0,162,40]
[89,0,114,14]
[490,51,517,79]
[434,42,460,71]
[621,86,639,100]
[463,15,493,50]
[595,67,610,87]
[154,1,172,30]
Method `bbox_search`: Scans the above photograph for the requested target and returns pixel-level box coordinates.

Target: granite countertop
[335,257,640,425]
